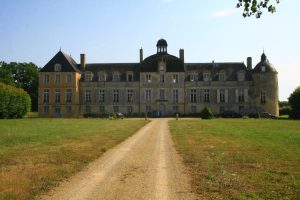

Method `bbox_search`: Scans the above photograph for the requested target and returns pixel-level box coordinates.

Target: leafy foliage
[288,87,300,119]
[236,0,280,18]
[0,83,31,118]
[0,61,39,111]
[200,106,214,119]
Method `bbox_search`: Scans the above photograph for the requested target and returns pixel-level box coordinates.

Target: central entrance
[159,104,166,117]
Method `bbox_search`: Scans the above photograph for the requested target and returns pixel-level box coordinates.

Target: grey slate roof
[141,53,184,72]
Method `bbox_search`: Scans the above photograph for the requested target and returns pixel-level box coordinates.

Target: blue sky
[0,0,299,100]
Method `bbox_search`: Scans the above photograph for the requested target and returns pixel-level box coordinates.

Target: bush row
[0,83,31,118]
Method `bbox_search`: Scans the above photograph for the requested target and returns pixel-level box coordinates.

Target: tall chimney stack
[140,48,143,63]
[179,49,184,63]
[247,57,252,70]
[80,54,86,70]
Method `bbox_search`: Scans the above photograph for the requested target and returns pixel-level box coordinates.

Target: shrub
[200,107,214,119]
[288,86,300,119]
[279,106,292,116]
[0,83,31,119]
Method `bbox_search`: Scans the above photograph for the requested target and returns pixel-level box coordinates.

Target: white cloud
[212,8,239,18]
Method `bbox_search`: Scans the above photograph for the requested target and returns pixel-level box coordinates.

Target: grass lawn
[0,118,148,200]
[169,119,300,200]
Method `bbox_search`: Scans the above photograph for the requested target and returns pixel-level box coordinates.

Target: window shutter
[217,89,220,103]
[225,89,229,103]
[235,89,239,103]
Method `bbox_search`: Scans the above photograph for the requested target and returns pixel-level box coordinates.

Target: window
[173,89,178,104]
[113,73,120,81]
[159,65,165,72]
[203,72,211,81]
[66,106,72,113]
[160,74,165,83]
[239,106,245,114]
[190,74,197,82]
[85,90,91,103]
[99,106,105,113]
[85,72,93,82]
[44,74,50,84]
[113,106,119,113]
[191,105,197,113]
[127,73,133,81]
[220,106,225,113]
[44,106,49,113]
[127,89,134,102]
[55,89,60,103]
[238,89,244,103]
[54,64,61,72]
[146,89,151,102]
[220,89,225,103]
[173,106,178,113]
[66,89,72,103]
[218,73,225,81]
[86,106,91,113]
[173,74,178,83]
[128,106,133,113]
[145,74,151,83]
[204,89,210,103]
[55,74,61,84]
[43,89,49,103]
[146,105,151,112]
[261,66,266,72]
[98,90,105,103]
[261,91,266,104]
[98,72,107,81]
[113,90,119,103]
[55,107,61,114]
[66,74,72,83]
[238,71,245,81]
[190,89,196,103]
[159,89,165,100]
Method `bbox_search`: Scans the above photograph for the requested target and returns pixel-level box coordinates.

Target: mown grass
[0,118,148,200]
[169,119,300,200]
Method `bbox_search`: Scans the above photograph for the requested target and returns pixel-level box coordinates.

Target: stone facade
[38,39,279,117]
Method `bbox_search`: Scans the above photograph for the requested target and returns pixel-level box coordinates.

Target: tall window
[173,89,178,103]
[261,91,266,104]
[66,74,72,83]
[159,89,165,100]
[86,106,91,113]
[113,90,119,103]
[173,74,178,83]
[55,74,61,84]
[85,89,91,103]
[66,106,72,113]
[43,89,49,103]
[220,89,225,103]
[190,89,196,103]
[113,106,119,113]
[127,89,134,102]
[55,89,60,103]
[204,89,210,103]
[146,89,151,102]
[128,106,133,113]
[44,74,50,84]
[66,89,72,103]
[44,106,49,113]
[203,72,210,81]
[238,89,245,102]
[146,105,151,112]
[160,74,165,83]
[191,105,197,113]
[145,74,151,83]
[173,106,178,113]
[98,90,105,103]
[99,106,105,113]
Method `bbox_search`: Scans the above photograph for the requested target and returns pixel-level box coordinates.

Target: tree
[288,87,300,119]
[236,0,280,18]
[200,107,214,119]
[0,61,39,111]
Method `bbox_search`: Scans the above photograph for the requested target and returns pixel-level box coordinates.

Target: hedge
[0,83,31,118]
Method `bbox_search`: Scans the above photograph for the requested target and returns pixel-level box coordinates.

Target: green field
[170,119,300,200]
[0,118,148,200]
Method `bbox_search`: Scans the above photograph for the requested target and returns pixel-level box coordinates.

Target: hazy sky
[0,0,299,100]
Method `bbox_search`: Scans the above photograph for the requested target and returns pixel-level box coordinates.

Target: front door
[159,104,166,117]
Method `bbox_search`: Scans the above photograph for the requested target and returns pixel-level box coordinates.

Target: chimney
[247,57,252,70]
[80,54,86,70]
[140,48,143,63]
[179,49,184,63]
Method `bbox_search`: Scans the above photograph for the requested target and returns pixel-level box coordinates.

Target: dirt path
[39,119,196,200]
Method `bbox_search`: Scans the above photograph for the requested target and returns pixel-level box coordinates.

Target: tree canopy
[0,62,39,111]
[288,87,300,119]
[236,0,280,18]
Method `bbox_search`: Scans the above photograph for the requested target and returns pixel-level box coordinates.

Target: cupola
[156,39,168,54]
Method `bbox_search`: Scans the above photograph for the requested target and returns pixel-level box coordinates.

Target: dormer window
[261,66,266,72]
[173,74,179,83]
[127,72,134,82]
[203,72,211,81]
[113,72,120,81]
[218,72,225,81]
[190,73,197,82]
[238,71,245,81]
[98,72,107,82]
[145,74,151,83]
[54,64,61,72]
[85,71,93,82]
